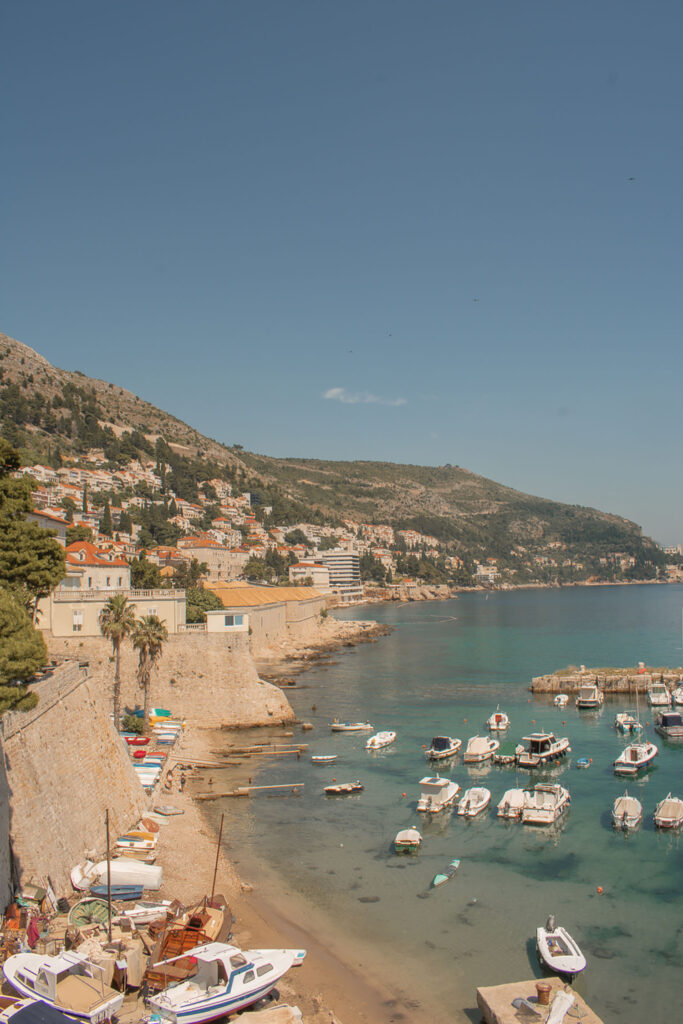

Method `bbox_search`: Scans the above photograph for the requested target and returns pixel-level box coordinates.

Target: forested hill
[0,331,664,580]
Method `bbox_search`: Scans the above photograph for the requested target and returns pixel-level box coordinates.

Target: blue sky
[2,1,682,544]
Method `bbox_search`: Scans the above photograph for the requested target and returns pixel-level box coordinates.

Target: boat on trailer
[654,793,683,829]
[613,740,658,775]
[536,915,586,976]
[516,731,570,769]
[424,736,461,761]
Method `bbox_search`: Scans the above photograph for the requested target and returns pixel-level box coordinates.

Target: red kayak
[125,736,150,746]
[133,750,147,759]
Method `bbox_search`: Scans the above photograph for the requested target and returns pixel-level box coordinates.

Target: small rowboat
[394,827,421,853]
[330,721,374,732]
[366,731,396,750]
[324,781,364,795]
[311,755,338,765]
[575,757,592,769]
[90,884,144,902]
[133,750,147,759]
[153,804,183,816]
[125,736,150,746]
[553,694,569,708]
[432,858,460,887]
[536,915,586,975]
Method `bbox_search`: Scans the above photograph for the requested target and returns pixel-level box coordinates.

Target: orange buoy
[422,744,426,749]
[596,886,603,894]
[532,720,535,725]
[402,792,407,798]
[562,721,566,725]
[463,718,467,723]
[332,778,336,783]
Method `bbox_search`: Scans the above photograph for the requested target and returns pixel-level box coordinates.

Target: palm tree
[132,614,168,728]
[99,594,136,731]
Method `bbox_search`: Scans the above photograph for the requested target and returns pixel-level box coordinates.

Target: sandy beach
[150,617,458,1024]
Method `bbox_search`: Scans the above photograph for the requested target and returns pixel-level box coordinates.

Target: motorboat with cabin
[424,736,461,761]
[365,730,396,750]
[2,951,124,1023]
[457,787,491,818]
[613,739,658,775]
[416,775,460,813]
[394,827,421,853]
[615,710,642,733]
[553,694,569,708]
[612,791,643,830]
[536,915,586,976]
[654,710,683,740]
[653,793,683,829]
[497,788,525,820]
[463,735,499,763]
[516,731,570,769]
[330,721,373,732]
[647,683,671,708]
[521,784,570,825]
[672,685,683,706]
[575,683,603,709]
[147,941,305,1023]
[486,706,510,731]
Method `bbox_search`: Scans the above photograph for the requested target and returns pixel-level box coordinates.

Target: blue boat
[90,884,144,901]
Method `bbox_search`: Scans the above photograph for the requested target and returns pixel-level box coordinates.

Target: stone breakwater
[532,667,683,694]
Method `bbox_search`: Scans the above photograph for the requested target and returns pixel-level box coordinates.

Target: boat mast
[105,808,112,942]
[210,812,224,901]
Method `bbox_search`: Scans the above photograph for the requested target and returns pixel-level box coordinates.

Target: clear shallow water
[209,586,683,1021]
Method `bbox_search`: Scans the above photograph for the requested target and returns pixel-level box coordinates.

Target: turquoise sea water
[208,585,683,1021]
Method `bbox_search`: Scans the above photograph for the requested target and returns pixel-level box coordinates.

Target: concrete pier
[477,977,604,1024]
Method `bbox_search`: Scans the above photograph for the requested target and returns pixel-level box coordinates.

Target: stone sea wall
[48,632,296,726]
[531,668,683,694]
[1,662,148,892]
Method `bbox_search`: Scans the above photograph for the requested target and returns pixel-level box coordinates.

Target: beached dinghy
[613,739,658,775]
[536,915,586,976]
[90,883,144,901]
[432,859,460,887]
[416,776,460,813]
[486,706,510,731]
[394,827,422,853]
[71,856,163,891]
[424,736,461,760]
[497,789,525,820]
[330,721,373,732]
[457,787,491,818]
[463,736,499,763]
[612,790,643,830]
[654,793,683,829]
[2,951,124,1023]
[365,730,396,750]
[323,781,363,795]
[148,941,305,1024]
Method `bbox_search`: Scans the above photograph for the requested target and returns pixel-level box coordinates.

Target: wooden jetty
[477,978,604,1024]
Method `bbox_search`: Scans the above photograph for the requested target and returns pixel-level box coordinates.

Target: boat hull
[536,925,586,976]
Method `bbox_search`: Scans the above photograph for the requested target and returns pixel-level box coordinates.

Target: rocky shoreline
[255,618,392,686]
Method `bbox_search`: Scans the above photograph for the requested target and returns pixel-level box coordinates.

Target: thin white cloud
[323,387,407,407]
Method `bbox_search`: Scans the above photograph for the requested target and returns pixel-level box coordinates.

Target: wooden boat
[2,951,124,1023]
[394,827,421,853]
[154,804,184,815]
[648,683,671,708]
[654,710,683,739]
[536,915,586,976]
[424,736,461,760]
[654,793,683,829]
[432,859,460,887]
[575,684,603,709]
[612,790,643,830]
[521,784,570,825]
[329,721,373,732]
[147,941,305,1023]
[90,883,144,901]
[71,856,163,891]
[497,788,525,819]
[457,787,491,818]
[323,781,363,795]
[115,835,157,853]
[486,706,509,731]
[516,731,570,769]
[613,740,658,775]
[553,694,569,708]
[311,755,338,765]
[416,775,460,813]
[146,897,234,992]
[463,736,499,763]
[365,730,396,750]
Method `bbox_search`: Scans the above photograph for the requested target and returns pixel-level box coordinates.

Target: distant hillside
[0,330,664,578]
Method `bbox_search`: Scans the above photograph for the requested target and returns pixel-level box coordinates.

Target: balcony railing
[178,622,207,632]
[53,588,186,602]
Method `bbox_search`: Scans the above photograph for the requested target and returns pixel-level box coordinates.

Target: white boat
[613,740,658,775]
[416,775,460,813]
[553,694,569,708]
[615,710,642,733]
[521,784,570,825]
[654,710,683,739]
[323,781,363,795]
[497,788,525,820]
[612,790,643,830]
[654,793,683,829]
[70,856,163,891]
[114,835,157,853]
[672,685,683,706]
[330,721,373,732]
[463,735,499,763]
[486,706,510,730]
[394,827,422,852]
[536,915,586,976]
[424,736,461,760]
[365,730,396,750]
[121,900,175,925]
[457,787,491,818]
[648,683,671,708]
[148,941,305,1024]
[311,755,338,765]
[575,684,603,709]
[2,951,124,1023]
[516,731,570,769]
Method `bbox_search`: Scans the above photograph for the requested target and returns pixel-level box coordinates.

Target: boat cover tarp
[8,1003,77,1024]
[430,737,451,750]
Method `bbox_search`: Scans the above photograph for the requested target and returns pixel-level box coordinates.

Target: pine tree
[0,589,46,706]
